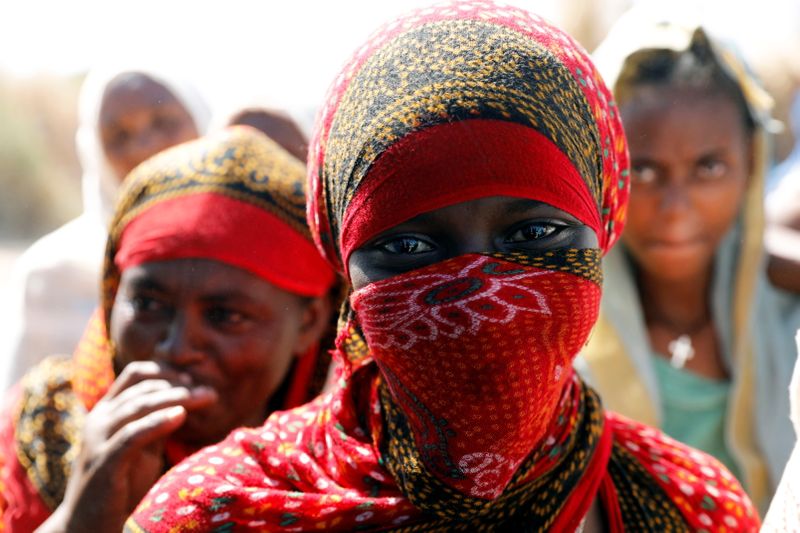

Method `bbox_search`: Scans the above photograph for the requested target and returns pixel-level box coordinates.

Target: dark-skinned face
[619,85,752,283]
[109,258,324,446]
[99,73,199,181]
[347,196,598,291]
[228,109,309,161]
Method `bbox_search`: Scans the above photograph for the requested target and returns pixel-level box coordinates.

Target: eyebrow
[201,290,259,305]
[504,198,549,214]
[127,277,166,292]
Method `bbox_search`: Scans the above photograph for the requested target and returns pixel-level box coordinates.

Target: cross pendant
[669,334,695,369]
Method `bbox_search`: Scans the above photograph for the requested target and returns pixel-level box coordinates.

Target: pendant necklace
[668,334,695,369]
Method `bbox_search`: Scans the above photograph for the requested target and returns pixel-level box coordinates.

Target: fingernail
[192,386,215,397]
[177,373,192,385]
[166,406,186,419]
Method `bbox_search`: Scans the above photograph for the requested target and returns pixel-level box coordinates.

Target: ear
[292,293,333,356]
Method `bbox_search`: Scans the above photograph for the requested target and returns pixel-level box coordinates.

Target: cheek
[157,119,198,149]
[174,121,199,143]
[110,318,160,367]
[619,187,657,244]
[693,180,747,235]
[216,325,301,396]
[103,150,134,182]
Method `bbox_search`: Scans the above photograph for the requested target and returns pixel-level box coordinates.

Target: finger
[110,378,187,408]
[106,386,217,436]
[104,361,192,399]
[104,406,188,463]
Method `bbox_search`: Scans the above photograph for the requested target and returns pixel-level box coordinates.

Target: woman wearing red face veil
[126,2,758,531]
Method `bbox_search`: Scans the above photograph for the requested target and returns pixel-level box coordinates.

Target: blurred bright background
[1,0,799,292]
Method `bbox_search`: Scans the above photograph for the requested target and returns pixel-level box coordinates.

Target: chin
[641,259,708,283]
[174,411,231,447]
[631,245,710,281]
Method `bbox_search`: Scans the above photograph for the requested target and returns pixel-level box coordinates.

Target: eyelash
[505,221,562,243]
[131,295,164,314]
[631,159,729,184]
[378,236,432,255]
[374,221,566,256]
[206,306,247,327]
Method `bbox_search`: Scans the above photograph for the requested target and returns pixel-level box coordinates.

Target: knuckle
[119,361,160,381]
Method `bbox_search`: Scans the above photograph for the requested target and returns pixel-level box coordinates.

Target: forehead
[99,72,184,125]
[118,258,272,295]
[401,197,584,225]
[620,85,742,122]
[619,85,749,146]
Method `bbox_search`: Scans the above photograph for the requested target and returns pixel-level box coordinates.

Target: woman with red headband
[0,127,335,532]
[126,2,758,531]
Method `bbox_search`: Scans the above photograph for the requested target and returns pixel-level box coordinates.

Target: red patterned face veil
[351,250,603,500]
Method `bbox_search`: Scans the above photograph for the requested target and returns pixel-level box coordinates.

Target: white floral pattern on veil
[353,255,552,350]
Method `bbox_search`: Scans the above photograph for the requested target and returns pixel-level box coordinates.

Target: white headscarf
[76,63,211,223]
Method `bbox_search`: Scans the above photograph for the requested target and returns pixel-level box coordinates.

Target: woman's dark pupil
[526,225,546,239]
[401,238,418,253]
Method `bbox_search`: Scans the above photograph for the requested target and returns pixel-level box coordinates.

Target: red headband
[339,119,601,273]
[116,193,335,297]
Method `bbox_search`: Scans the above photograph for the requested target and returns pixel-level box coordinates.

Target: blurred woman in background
[578,8,800,511]
[217,104,309,161]
[0,65,210,390]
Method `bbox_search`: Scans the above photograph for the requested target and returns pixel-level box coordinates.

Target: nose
[451,231,496,257]
[153,311,206,369]
[658,181,692,220]
[131,130,166,161]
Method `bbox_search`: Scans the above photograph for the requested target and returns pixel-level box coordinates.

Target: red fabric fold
[116,193,335,297]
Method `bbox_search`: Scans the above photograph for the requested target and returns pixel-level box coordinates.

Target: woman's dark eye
[631,163,657,184]
[506,223,558,243]
[106,130,130,152]
[379,236,434,255]
[696,158,727,180]
[152,113,179,133]
[207,306,246,327]
[130,295,165,315]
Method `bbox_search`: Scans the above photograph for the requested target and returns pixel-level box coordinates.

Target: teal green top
[652,354,741,481]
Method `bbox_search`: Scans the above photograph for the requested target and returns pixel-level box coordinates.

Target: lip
[646,236,703,248]
[643,239,705,256]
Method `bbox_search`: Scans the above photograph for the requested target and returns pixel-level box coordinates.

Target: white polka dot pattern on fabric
[607,411,759,532]
[176,505,196,516]
[211,512,230,523]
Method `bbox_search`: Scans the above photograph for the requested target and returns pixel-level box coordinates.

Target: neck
[637,266,713,332]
